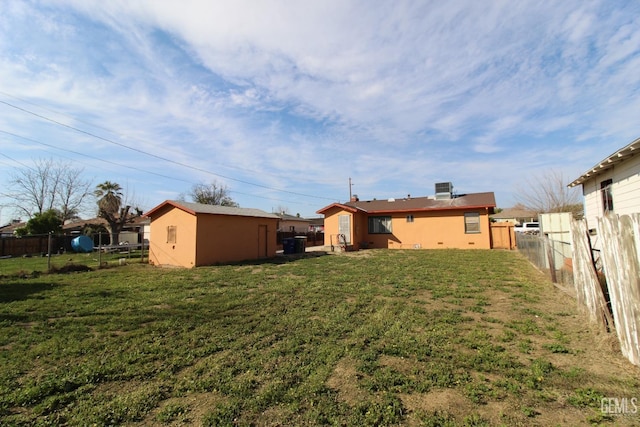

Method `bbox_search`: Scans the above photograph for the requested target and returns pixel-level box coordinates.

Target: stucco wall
[195,214,278,265]
[148,206,198,268]
[323,208,492,250]
[322,207,350,246]
[370,210,491,249]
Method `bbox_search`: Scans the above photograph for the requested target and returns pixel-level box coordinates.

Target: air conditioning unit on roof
[435,182,453,200]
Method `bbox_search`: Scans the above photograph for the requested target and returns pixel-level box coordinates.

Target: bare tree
[8,158,93,221]
[515,169,583,216]
[275,205,290,215]
[56,167,94,221]
[187,181,238,207]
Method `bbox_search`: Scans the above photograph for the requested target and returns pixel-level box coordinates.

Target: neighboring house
[490,207,538,224]
[62,216,150,245]
[307,217,324,233]
[275,212,311,233]
[144,200,279,268]
[0,220,25,237]
[317,185,496,250]
[568,137,640,239]
[63,217,107,233]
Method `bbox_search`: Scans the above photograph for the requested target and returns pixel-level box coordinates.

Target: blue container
[283,238,296,254]
[71,235,94,253]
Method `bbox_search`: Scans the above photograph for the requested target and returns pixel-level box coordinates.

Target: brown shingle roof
[318,192,496,214]
[145,200,279,220]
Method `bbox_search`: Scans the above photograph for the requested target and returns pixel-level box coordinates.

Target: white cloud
[1,0,640,215]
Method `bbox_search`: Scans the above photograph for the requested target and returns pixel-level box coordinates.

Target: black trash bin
[294,236,307,253]
[283,238,295,254]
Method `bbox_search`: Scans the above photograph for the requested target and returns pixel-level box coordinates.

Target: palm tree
[94,181,129,245]
[94,181,123,215]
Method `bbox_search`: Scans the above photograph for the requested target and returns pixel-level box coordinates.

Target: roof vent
[435,182,453,200]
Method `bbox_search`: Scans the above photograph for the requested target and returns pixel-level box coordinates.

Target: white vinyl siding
[581,154,640,239]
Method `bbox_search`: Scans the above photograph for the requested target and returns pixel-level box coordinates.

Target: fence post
[544,236,557,283]
[140,229,145,263]
[98,233,102,268]
[47,232,52,272]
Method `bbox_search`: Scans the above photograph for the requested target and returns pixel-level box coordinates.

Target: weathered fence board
[490,222,516,250]
[597,213,640,367]
[569,219,613,329]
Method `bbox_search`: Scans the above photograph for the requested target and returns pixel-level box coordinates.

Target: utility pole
[349,177,353,201]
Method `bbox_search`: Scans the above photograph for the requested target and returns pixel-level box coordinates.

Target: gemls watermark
[601,397,638,416]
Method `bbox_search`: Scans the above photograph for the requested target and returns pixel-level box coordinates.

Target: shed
[144,200,279,267]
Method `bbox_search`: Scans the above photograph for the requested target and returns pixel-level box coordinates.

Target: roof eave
[316,203,361,215]
[569,137,640,187]
[144,200,196,218]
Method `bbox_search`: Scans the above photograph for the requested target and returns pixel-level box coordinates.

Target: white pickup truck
[514,222,540,234]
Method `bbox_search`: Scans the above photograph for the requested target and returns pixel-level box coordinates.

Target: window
[601,179,614,213]
[406,214,414,223]
[368,216,392,234]
[338,214,351,244]
[166,225,177,243]
[464,213,480,234]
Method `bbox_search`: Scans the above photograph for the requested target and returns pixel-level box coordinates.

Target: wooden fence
[569,219,613,330]
[0,233,131,257]
[276,231,324,247]
[490,222,516,250]
[0,235,74,257]
[569,214,640,367]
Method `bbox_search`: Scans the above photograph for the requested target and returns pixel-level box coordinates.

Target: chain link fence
[515,233,574,287]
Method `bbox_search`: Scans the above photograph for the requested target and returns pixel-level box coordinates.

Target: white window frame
[464,213,480,234]
[368,216,392,234]
[338,214,351,244]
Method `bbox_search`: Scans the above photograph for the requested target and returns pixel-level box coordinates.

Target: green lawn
[0,249,146,277]
[0,249,637,426]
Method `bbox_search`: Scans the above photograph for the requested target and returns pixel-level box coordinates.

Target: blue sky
[1,0,639,222]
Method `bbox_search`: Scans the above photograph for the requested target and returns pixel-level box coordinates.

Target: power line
[0,129,328,209]
[0,129,193,184]
[0,97,338,201]
[0,90,324,185]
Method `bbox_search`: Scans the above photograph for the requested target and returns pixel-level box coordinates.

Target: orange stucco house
[144,200,279,267]
[317,188,496,251]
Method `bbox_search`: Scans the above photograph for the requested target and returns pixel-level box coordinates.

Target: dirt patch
[379,354,420,375]
[401,388,472,415]
[143,392,226,426]
[52,263,93,273]
[326,357,369,405]
[335,249,375,258]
